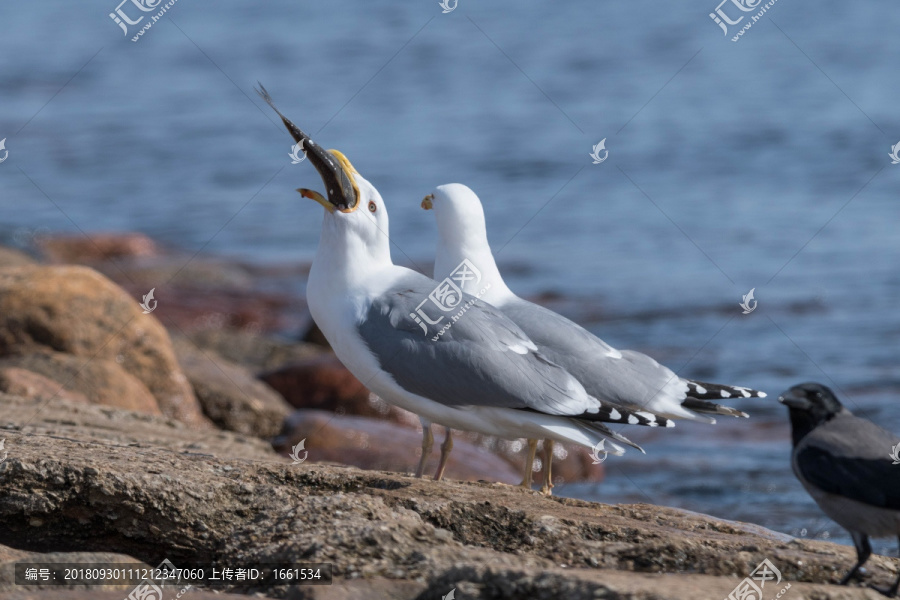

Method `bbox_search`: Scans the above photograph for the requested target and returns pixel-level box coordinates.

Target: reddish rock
[0,352,161,414]
[0,265,209,428]
[274,409,521,483]
[38,232,158,263]
[134,285,299,334]
[92,257,306,335]
[260,354,408,422]
[0,366,89,405]
[32,232,310,336]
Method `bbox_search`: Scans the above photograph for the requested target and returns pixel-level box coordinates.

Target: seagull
[421,183,767,492]
[780,382,900,596]
[256,85,671,486]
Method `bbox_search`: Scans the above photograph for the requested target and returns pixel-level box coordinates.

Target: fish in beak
[255,83,359,212]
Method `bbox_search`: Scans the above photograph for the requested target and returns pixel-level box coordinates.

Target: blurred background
[1,0,899,552]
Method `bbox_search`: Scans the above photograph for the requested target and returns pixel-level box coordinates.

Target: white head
[298,149,392,267]
[421,183,489,251]
[422,183,512,301]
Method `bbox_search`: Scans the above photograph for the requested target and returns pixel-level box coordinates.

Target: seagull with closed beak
[257,86,672,487]
[781,382,900,596]
[421,183,767,493]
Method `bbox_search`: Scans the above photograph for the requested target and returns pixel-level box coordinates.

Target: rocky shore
[0,234,892,599]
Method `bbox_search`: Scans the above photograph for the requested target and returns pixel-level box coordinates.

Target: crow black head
[779,382,844,444]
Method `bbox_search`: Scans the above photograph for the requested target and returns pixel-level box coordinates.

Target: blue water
[2,0,900,554]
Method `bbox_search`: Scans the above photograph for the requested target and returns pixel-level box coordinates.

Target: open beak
[256,83,359,212]
[421,194,434,210]
[298,188,333,213]
[778,393,811,410]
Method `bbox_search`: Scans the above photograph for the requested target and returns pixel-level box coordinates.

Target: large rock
[0,246,37,268]
[0,353,159,414]
[0,265,209,428]
[0,395,889,599]
[274,409,521,483]
[0,367,89,405]
[172,337,291,439]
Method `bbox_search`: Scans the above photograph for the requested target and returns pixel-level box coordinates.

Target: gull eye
[368,201,377,213]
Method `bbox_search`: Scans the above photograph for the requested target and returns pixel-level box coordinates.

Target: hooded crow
[780,382,900,595]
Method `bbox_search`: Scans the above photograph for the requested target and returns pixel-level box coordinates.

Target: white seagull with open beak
[257,86,672,487]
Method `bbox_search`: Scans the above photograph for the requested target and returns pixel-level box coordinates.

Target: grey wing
[501,298,689,414]
[357,281,596,417]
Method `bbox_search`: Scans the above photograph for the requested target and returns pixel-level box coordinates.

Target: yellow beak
[421,194,434,210]
[298,188,334,213]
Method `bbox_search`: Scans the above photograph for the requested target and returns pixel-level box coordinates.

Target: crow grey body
[781,382,900,596]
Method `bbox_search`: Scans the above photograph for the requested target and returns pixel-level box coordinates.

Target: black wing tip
[580,405,673,428]
[686,380,767,401]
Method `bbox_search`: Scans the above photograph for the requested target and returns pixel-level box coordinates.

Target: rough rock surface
[274,409,521,483]
[172,337,291,439]
[0,393,889,599]
[0,265,209,428]
[0,393,278,461]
